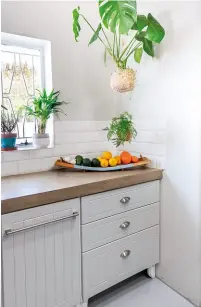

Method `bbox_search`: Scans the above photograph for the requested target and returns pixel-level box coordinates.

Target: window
[1,33,52,147]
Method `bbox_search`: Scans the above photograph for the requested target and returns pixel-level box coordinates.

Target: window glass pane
[1,46,43,141]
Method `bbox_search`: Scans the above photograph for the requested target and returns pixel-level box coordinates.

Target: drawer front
[82,202,159,252]
[81,181,160,224]
[82,225,159,300]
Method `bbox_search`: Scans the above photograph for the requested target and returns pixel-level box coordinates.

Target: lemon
[97,156,102,163]
[109,158,117,167]
[102,151,112,160]
[100,159,109,168]
[114,156,121,165]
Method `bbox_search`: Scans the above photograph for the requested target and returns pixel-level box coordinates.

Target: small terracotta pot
[1,133,17,151]
[111,68,136,93]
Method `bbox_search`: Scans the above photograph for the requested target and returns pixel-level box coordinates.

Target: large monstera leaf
[99,0,137,34]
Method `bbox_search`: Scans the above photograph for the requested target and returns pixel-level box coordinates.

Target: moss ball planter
[110,68,136,93]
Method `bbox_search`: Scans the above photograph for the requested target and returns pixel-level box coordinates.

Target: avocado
[92,158,100,167]
[83,158,92,167]
[75,155,83,165]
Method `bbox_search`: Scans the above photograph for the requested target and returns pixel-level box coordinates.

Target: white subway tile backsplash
[2,150,30,162]
[29,148,54,159]
[1,161,18,177]
[55,131,107,145]
[1,120,166,176]
[54,120,109,133]
[17,159,43,174]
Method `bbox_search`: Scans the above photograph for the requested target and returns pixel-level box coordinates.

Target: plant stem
[119,35,136,61]
[101,27,112,50]
[125,39,137,57]
[80,14,112,55]
[112,32,116,61]
[125,42,142,60]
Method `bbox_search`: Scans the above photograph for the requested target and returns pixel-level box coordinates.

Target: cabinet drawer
[82,202,159,252]
[83,225,159,300]
[81,181,159,224]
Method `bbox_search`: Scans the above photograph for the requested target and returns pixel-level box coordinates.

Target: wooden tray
[55,157,151,172]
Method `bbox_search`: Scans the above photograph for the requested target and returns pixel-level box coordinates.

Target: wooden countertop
[1,168,163,214]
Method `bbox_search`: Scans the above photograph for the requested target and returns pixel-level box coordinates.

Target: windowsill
[2,145,54,152]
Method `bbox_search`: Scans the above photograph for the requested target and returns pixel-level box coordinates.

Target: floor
[89,273,194,307]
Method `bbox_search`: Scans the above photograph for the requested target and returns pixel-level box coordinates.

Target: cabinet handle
[120,250,131,258]
[4,211,79,236]
[120,197,130,204]
[119,221,130,229]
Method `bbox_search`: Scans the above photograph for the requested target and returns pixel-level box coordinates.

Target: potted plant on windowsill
[1,107,18,151]
[104,112,137,147]
[24,89,68,149]
[72,0,165,93]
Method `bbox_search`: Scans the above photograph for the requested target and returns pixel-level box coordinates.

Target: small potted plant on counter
[1,107,18,151]
[72,0,165,93]
[24,89,68,149]
[104,112,137,147]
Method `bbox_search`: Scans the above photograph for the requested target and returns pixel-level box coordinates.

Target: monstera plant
[73,0,165,93]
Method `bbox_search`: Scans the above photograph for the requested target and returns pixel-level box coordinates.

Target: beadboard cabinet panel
[81,181,160,224]
[1,199,81,307]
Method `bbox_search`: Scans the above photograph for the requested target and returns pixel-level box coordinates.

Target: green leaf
[134,47,143,63]
[132,15,148,31]
[99,0,137,34]
[89,23,102,46]
[135,31,146,42]
[145,13,165,43]
[143,38,154,56]
[72,7,81,42]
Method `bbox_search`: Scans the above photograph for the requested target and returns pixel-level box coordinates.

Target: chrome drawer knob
[120,197,130,204]
[120,250,131,258]
[119,221,130,229]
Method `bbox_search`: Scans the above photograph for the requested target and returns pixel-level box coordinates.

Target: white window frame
[1,32,54,148]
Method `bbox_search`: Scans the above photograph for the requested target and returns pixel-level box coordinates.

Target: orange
[121,156,132,164]
[114,156,121,165]
[131,156,139,163]
[120,151,132,164]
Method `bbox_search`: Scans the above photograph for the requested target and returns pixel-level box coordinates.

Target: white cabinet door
[1,199,81,307]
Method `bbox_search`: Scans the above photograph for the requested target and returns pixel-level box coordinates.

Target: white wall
[120,1,201,305]
[1,1,120,121]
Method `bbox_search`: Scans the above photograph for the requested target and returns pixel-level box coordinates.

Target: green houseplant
[104,112,137,147]
[24,89,68,148]
[1,107,18,151]
[72,0,165,93]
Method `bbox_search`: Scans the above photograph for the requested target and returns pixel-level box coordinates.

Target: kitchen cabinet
[1,176,161,307]
[1,199,81,307]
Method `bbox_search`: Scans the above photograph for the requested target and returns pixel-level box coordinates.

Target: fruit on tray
[75,155,83,165]
[120,151,132,164]
[114,156,121,165]
[62,151,142,168]
[102,151,112,160]
[92,158,101,167]
[109,158,117,167]
[83,158,92,167]
[101,159,109,168]
[131,156,139,163]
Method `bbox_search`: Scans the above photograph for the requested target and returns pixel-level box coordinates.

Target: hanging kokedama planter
[110,68,136,93]
[72,1,165,93]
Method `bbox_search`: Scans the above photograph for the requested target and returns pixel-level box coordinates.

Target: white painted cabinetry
[1,199,81,307]
[81,181,160,305]
[1,180,161,307]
